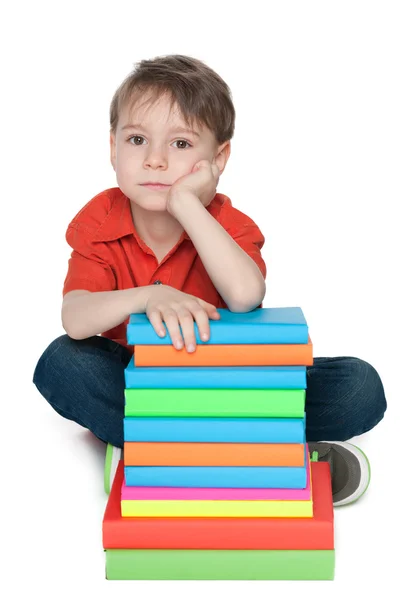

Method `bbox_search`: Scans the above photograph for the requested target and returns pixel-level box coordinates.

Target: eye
[127,135,192,148]
[172,139,192,149]
[128,135,146,145]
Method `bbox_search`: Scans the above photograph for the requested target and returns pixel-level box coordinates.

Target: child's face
[110,92,229,211]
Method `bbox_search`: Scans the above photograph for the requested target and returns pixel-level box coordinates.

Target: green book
[124,388,305,418]
[105,549,335,580]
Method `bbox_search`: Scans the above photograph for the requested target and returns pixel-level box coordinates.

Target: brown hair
[109,54,235,145]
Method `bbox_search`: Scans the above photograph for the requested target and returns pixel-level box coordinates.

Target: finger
[192,159,209,172]
[147,308,167,337]
[190,305,211,342]
[176,309,197,352]
[198,300,220,320]
[211,163,220,185]
[211,163,219,177]
[162,309,184,350]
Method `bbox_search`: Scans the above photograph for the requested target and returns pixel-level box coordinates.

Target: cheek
[115,147,139,172]
[177,153,202,174]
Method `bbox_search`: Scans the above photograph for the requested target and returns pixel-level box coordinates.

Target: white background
[1,0,399,598]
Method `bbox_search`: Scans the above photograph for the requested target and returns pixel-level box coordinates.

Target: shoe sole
[104,444,121,495]
[320,441,371,507]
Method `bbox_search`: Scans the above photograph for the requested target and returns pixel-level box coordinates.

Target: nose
[144,145,168,170]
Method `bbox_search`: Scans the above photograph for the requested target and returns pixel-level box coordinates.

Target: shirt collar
[92,188,230,244]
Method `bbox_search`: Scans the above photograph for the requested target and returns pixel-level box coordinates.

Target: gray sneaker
[308,441,371,507]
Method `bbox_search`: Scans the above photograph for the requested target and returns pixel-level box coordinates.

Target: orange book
[124,442,305,467]
[134,337,313,367]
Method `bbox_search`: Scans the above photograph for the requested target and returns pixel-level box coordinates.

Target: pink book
[121,452,311,501]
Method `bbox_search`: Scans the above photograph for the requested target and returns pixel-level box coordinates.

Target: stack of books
[102,307,335,580]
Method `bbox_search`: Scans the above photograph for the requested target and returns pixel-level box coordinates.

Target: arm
[62,286,221,350]
[168,192,266,312]
[62,287,152,340]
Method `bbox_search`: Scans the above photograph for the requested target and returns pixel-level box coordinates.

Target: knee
[341,357,387,426]
[33,334,77,393]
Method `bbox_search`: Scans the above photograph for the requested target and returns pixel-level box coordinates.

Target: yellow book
[121,498,313,518]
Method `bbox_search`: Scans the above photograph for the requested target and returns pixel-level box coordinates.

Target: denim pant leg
[305,356,387,442]
[32,334,132,449]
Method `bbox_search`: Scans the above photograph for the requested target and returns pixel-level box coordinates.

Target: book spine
[123,417,305,443]
[125,369,307,389]
[124,465,307,489]
[127,324,308,345]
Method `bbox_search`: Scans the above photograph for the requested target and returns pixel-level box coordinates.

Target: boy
[33,54,386,505]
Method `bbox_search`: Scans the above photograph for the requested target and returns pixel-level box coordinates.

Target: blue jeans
[32,334,387,449]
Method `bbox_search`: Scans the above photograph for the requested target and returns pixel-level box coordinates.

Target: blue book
[124,356,307,389]
[127,307,308,345]
[123,416,306,443]
[124,464,307,489]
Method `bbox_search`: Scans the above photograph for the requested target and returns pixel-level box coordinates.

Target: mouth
[140,183,171,190]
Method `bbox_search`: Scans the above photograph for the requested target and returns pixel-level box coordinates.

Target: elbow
[64,328,84,341]
[227,300,263,313]
[62,321,79,340]
[61,311,83,340]
[226,281,266,313]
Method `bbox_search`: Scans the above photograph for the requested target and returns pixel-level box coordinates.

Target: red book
[102,461,334,550]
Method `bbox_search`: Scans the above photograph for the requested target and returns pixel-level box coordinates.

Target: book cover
[124,356,307,389]
[127,307,309,346]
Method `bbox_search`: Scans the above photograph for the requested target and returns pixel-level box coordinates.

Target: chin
[132,193,169,213]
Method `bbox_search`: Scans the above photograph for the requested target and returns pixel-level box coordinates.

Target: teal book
[123,416,306,443]
[124,356,307,389]
[124,460,307,488]
[127,307,308,345]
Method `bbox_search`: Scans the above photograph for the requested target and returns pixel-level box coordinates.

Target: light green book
[124,388,305,418]
[105,549,335,580]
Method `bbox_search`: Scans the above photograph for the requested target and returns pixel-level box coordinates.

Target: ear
[214,141,231,175]
[110,131,116,171]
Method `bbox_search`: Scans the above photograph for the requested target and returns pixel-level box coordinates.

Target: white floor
[6,370,397,600]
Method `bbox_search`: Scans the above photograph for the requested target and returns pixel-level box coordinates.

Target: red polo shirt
[63,187,266,352]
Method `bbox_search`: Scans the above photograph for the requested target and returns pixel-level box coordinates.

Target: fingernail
[187,344,195,352]
[175,340,183,349]
[202,333,209,341]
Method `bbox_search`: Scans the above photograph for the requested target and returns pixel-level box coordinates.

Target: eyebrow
[121,123,200,138]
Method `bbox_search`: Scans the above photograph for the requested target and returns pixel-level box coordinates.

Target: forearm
[62,286,151,340]
[171,194,266,312]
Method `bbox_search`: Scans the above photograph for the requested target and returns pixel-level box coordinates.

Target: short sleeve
[229,222,267,280]
[63,222,116,296]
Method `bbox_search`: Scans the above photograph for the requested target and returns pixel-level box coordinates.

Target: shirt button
[153,280,162,285]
